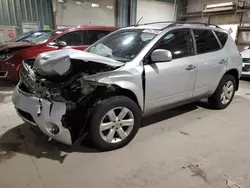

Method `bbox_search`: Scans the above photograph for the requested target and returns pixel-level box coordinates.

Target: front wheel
[89,96,141,151]
[208,74,236,109]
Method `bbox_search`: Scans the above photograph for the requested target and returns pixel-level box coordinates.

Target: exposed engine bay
[18,49,124,143]
[19,49,124,101]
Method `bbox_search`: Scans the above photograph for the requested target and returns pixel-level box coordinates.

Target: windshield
[86,29,160,62]
[26,29,64,44]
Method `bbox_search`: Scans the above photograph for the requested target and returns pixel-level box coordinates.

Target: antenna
[135,17,143,26]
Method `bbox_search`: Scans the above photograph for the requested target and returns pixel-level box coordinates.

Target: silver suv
[12,22,242,151]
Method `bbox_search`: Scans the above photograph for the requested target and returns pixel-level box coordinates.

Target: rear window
[215,31,228,47]
[193,29,220,54]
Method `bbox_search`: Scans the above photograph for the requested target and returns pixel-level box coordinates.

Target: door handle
[186,64,196,71]
[219,59,227,64]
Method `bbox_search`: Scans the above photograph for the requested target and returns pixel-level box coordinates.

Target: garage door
[136,0,176,24]
[56,0,116,27]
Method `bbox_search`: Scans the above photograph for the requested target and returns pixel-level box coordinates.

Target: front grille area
[17,108,36,124]
[18,64,35,94]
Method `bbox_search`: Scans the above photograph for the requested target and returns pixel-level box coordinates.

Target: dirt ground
[0,80,250,188]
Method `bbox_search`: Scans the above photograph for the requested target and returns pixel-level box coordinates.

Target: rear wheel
[208,74,236,109]
[89,96,141,151]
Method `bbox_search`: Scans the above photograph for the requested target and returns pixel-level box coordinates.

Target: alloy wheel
[99,107,134,143]
[221,80,234,105]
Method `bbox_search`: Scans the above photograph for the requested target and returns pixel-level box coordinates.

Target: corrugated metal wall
[156,0,184,20]
[118,0,184,27]
[118,0,130,27]
[0,0,53,34]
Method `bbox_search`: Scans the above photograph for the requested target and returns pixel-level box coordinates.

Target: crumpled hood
[33,49,124,77]
[0,42,34,51]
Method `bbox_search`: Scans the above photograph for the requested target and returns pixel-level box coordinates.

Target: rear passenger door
[192,29,228,97]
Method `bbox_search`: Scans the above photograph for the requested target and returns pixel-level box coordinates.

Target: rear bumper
[12,84,72,145]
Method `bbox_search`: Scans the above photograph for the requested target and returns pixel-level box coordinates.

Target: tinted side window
[215,31,228,47]
[87,30,112,45]
[156,30,194,59]
[193,29,220,54]
[56,30,83,46]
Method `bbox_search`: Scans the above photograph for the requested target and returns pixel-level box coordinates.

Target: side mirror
[151,49,172,63]
[57,41,67,48]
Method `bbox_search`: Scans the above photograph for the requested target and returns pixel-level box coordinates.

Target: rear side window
[87,30,112,45]
[215,31,228,47]
[193,29,220,54]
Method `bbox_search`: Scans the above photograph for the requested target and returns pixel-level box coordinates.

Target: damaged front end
[13,49,124,144]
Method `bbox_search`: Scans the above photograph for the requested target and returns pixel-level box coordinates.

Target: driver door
[144,29,197,112]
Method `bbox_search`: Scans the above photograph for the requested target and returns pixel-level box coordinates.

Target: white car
[241,46,250,77]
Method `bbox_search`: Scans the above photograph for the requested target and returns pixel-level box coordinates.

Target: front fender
[85,68,144,110]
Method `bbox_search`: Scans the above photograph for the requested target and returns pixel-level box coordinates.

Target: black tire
[208,74,236,109]
[89,96,141,151]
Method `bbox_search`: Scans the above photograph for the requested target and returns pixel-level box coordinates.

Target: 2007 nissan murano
[13,22,242,151]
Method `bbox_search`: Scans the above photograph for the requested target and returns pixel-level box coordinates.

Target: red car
[0,26,117,81]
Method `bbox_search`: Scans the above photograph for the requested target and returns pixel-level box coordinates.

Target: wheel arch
[93,85,141,111]
[71,85,142,143]
[224,69,240,91]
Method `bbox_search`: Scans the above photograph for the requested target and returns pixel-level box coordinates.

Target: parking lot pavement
[0,80,250,188]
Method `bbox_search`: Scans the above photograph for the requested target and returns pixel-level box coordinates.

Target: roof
[68,25,118,31]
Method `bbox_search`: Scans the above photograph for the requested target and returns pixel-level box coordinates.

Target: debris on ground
[0,151,7,156]
[226,178,243,188]
[184,164,207,182]
[180,131,189,136]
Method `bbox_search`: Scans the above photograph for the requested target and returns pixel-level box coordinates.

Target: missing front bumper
[12,85,72,145]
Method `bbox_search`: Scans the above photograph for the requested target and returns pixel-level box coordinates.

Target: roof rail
[166,21,220,28]
[130,21,220,29]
